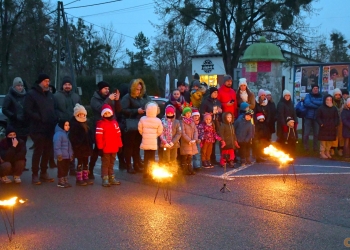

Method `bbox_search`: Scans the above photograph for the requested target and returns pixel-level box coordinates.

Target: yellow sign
[245,62,257,72]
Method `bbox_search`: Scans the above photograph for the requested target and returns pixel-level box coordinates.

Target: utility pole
[56,1,62,89]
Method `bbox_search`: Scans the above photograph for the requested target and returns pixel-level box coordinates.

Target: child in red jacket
[96,104,123,187]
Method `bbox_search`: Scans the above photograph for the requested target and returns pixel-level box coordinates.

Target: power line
[79,3,154,18]
[65,12,135,39]
[65,0,121,10]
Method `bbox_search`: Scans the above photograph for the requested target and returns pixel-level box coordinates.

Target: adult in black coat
[316,94,339,159]
[265,90,277,139]
[24,73,58,184]
[276,90,298,143]
[0,126,26,183]
[2,77,30,142]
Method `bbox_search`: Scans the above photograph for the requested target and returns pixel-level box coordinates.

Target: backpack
[295,101,307,118]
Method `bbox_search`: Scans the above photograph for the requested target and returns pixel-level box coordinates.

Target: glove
[57,155,63,161]
[169,142,174,147]
[220,141,226,148]
[164,143,171,148]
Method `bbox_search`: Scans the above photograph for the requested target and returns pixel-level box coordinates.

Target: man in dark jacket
[88,81,121,179]
[54,76,81,175]
[24,73,58,184]
[303,84,323,151]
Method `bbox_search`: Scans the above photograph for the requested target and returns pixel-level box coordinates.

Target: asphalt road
[1,148,350,249]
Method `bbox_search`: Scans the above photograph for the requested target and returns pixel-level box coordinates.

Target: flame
[151,165,173,180]
[263,145,293,164]
[0,197,18,206]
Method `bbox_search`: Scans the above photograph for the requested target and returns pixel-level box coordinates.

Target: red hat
[101,104,113,117]
[256,112,265,120]
[165,105,175,114]
[192,109,200,116]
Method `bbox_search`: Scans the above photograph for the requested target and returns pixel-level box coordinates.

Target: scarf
[182,116,193,125]
[161,118,173,144]
[240,90,248,102]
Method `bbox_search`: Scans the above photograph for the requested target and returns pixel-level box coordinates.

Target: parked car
[150,96,168,118]
[0,95,7,138]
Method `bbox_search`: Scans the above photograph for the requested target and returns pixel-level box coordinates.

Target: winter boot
[83,170,94,185]
[40,172,54,182]
[64,176,72,187]
[57,177,68,188]
[109,175,121,185]
[330,148,335,156]
[76,171,87,186]
[102,176,110,187]
[325,150,332,159]
[338,149,343,156]
[320,151,328,159]
[187,164,195,175]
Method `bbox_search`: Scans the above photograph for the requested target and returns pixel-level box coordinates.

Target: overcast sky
[57,0,350,50]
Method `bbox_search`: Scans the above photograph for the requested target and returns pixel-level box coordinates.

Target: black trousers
[31,133,53,175]
[143,150,156,174]
[122,130,142,166]
[57,159,70,178]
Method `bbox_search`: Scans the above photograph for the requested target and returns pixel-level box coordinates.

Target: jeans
[143,150,156,175]
[31,133,53,175]
[303,118,320,150]
[192,144,201,168]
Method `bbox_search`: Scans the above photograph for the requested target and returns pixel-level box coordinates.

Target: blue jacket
[234,116,254,143]
[53,124,73,159]
[303,92,323,119]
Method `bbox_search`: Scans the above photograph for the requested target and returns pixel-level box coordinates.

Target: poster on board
[322,65,349,95]
[294,66,320,102]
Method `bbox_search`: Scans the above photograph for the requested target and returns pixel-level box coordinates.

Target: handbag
[125,118,139,132]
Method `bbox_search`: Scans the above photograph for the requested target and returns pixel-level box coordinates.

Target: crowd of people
[0,72,347,188]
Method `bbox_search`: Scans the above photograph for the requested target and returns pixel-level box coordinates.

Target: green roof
[240,37,286,62]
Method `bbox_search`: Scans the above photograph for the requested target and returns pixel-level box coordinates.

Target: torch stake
[154,181,172,204]
[281,163,298,184]
[220,155,231,193]
[0,206,15,241]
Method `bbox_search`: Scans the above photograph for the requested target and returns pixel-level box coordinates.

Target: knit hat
[6,125,16,136]
[203,113,212,120]
[311,84,319,90]
[245,109,254,116]
[256,112,265,121]
[194,73,200,80]
[177,81,186,87]
[192,80,201,88]
[61,77,72,86]
[35,73,50,84]
[286,116,295,127]
[283,89,291,97]
[165,105,175,114]
[182,107,192,116]
[223,74,232,83]
[101,104,113,117]
[73,103,87,117]
[238,78,247,87]
[347,98,350,105]
[265,90,271,95]
[258,89,266,97]
[13,77,23,87]
[192,109,200,116]
[333,88,342,96]
[209,87,218,95]
[342,89,349,95]
[240,102,249,111]
[58,119,69,130]
[97,81,110,91]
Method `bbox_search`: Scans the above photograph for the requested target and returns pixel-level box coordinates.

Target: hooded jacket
[219,112,238,150]
[234,115,254,143]
[69,117,94,158]
[236,87,255,110]
[54,86,81,121]
[0,137,26,162]
[276,96,298,141]
[53,124,73,159]
[160,106,182,148]
[2,87,29,136]
[24,84,58,136]
[121,79,151,120]
[316,94,339,141]
[303,91,323,119]
[138,101,163,150]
